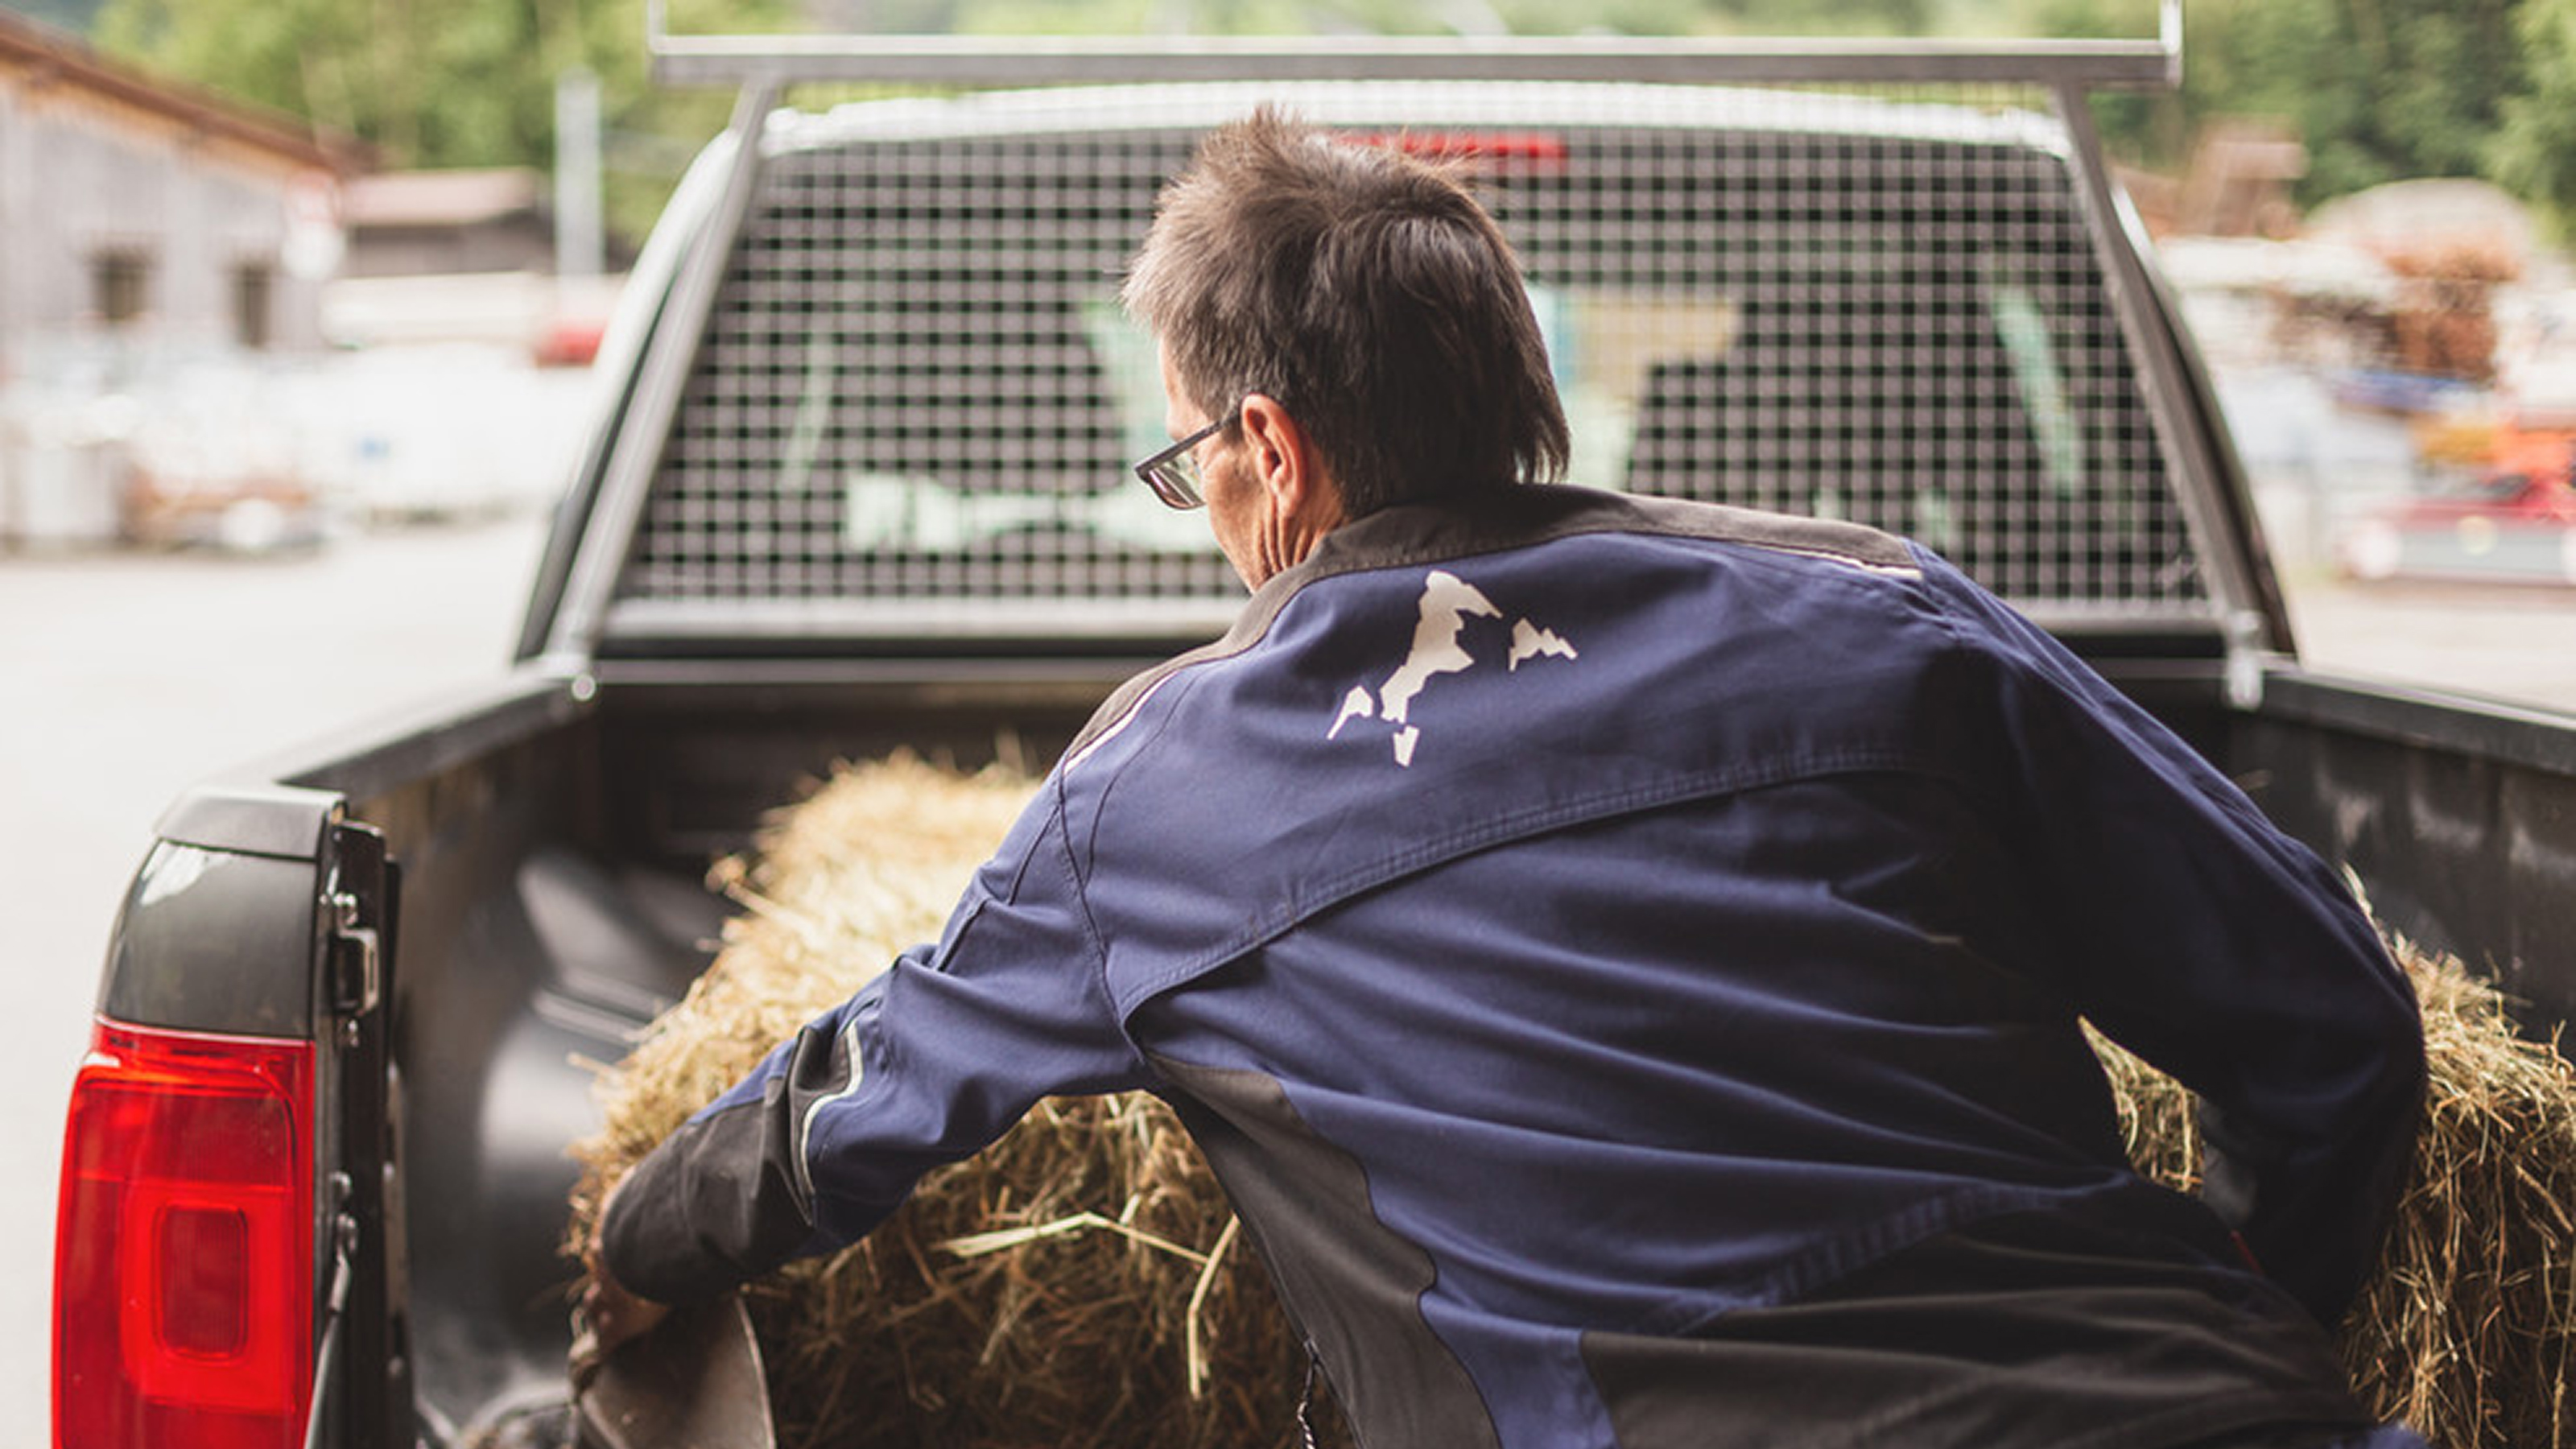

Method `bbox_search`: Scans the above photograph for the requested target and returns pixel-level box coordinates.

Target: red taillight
[56,1018,315,1449]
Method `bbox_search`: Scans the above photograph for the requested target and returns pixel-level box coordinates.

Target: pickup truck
[50,26,2576,1449]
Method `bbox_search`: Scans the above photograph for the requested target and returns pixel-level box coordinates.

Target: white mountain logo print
[1327,569,1577,766]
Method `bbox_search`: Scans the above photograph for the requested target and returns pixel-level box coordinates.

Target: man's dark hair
[1124,107,1571,516]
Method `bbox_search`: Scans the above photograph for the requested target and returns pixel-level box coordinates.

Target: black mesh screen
[616,88,2202,630]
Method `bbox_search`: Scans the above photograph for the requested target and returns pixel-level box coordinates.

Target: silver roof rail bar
[648,0,2181,90]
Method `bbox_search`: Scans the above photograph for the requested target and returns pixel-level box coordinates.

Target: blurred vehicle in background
[2334,427,2576,587]
[2334,455,2576,587]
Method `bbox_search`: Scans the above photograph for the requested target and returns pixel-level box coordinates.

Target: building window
[233,262,275,350]
[93,249,154,327]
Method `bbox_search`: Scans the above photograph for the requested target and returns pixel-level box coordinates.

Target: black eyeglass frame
[1133,415,1228,510]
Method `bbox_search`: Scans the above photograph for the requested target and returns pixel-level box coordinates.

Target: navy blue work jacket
[605,486,2425,1448]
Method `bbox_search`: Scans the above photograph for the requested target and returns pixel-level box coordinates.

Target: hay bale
[2095,944,2576,1449]
[578,755,2575,1449]
[568,754,1340,1449]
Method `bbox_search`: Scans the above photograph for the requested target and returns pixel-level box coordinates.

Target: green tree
[2491,0,2576,238]
[2256,0,2520,200]
[94,0,785,247]
[86,0,2576,241]
[2035,0,2526,208]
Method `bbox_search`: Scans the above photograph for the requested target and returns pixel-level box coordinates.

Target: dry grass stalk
[2095,943,2576,1449]
[568,754,1339,1448]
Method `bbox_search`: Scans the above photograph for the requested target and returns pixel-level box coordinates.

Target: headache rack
[531,2,2285,674]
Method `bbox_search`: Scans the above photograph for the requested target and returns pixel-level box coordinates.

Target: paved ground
[2286,571,2576,712]
[0,518,2567,1443]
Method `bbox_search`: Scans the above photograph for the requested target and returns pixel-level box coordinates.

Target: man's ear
[1237,393,1344,525]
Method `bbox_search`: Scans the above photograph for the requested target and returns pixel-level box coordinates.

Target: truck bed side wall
[2237,667,2576,1038]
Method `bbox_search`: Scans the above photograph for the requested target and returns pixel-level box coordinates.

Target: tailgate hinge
[326,823,390,1026]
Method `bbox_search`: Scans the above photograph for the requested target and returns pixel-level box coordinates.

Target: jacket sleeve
[1929,563,2425,1325]
[601,776,1150,1304]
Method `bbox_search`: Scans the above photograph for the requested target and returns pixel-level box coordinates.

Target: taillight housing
[56,1018,316,1449]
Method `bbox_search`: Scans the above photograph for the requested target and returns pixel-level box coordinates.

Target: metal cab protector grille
[608,82,2207,645]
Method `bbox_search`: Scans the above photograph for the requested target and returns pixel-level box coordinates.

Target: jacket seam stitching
[1110,749,1969,1015]
[1045,774,1142,1073]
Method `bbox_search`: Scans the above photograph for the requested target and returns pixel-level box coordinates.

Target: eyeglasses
[1133,416,1226,510]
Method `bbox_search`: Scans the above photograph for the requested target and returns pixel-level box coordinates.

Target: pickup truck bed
[52,56,2576,1449]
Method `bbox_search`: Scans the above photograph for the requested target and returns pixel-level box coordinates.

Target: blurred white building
[0,9,362,547]
[0,9,359,361]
